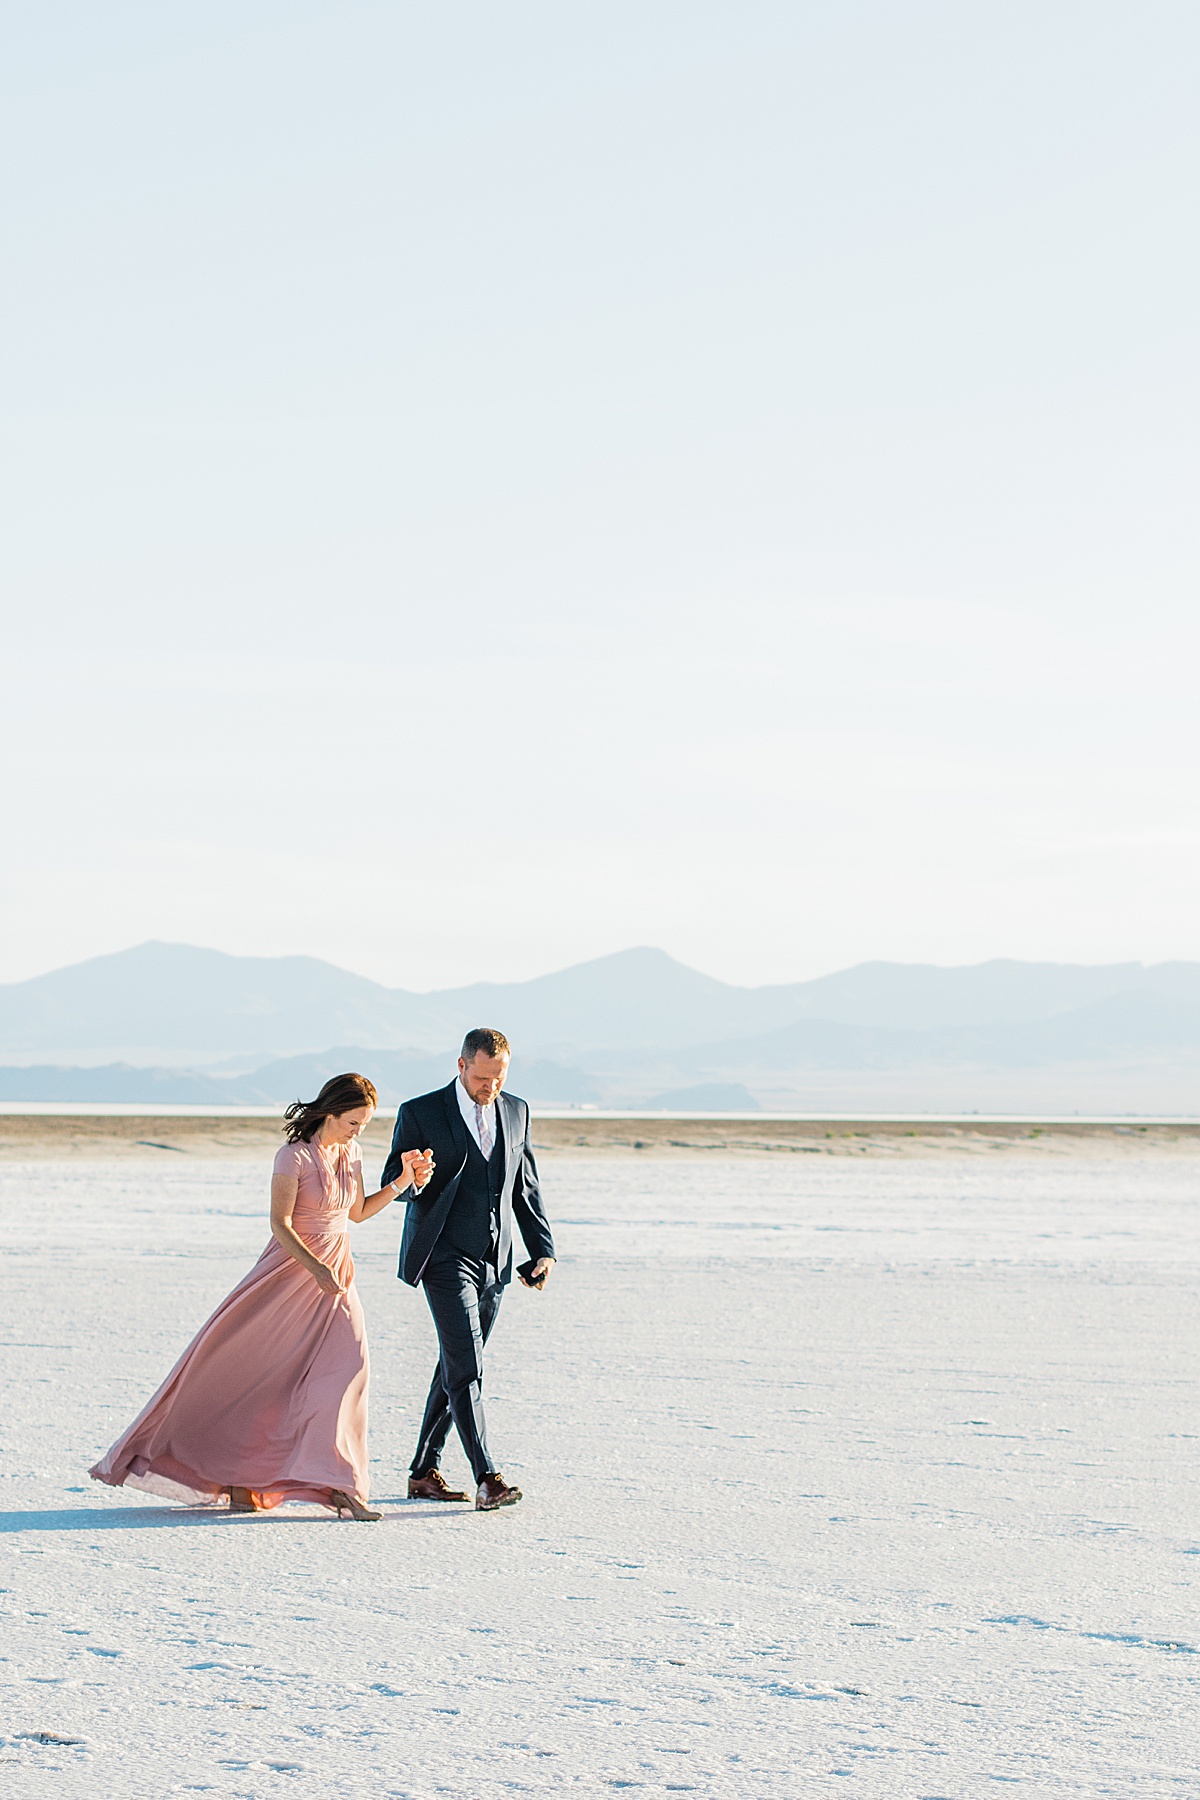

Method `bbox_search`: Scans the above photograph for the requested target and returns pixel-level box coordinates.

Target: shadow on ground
[0,1500,460,1532]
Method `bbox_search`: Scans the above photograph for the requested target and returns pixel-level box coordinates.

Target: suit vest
[440,1116,505,1259]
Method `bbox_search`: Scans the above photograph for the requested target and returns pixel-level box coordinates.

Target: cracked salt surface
[0,1151,1196,1796]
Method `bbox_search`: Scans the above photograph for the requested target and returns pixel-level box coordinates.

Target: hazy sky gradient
[3,2,1198,988]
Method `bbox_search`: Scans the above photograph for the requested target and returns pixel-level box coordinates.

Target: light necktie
[475,1102,494,1160]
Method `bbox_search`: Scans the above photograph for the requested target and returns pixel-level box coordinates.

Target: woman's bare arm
[270,1174,345,1296]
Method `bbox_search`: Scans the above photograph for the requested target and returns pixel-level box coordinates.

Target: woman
[90,1073,432,1521]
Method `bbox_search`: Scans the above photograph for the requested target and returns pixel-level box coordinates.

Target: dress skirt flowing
[89,1139,370,1509]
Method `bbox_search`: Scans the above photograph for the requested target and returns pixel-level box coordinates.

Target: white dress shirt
[456,1076,497,1154]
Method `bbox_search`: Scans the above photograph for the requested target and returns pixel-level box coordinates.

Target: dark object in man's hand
[517,1259,547,1288]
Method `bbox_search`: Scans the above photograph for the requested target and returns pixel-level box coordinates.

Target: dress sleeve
[273,1142,305,1179]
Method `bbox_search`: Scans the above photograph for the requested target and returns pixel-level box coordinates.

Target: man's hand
[520,1257,555,1289]
[400,1148,435,1191]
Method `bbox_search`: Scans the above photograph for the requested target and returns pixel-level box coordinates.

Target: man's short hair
[461,1027,510,1062]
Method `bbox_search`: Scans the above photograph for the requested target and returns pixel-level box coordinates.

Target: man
[382,1028,555,1511]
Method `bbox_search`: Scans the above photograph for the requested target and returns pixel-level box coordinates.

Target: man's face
[458,1052,509,1106]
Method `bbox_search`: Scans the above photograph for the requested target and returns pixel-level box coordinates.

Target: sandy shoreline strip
[0,1111,1197,1159]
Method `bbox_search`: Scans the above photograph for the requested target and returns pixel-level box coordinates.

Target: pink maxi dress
[90,1138,370,1509]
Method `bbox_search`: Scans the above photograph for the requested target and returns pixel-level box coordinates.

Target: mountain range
[0,941,1198,1111]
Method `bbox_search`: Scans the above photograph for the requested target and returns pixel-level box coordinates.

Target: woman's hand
[350,1152,435,1223]
[401,1148,435,1191]
[311,1261,346,1298]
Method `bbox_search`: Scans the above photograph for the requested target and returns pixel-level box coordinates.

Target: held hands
[520,1257,555,1290]
[399,1148,435,1191]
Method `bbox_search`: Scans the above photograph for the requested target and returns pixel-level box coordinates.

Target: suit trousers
[411,1252,504,1484]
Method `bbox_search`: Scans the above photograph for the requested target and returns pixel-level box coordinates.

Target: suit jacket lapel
[442,1080,469,1166]
[495,1090,512,1183]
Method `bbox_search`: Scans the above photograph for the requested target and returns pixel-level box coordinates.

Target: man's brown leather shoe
[476,1472,522,1511]
[408,1468,469,1502]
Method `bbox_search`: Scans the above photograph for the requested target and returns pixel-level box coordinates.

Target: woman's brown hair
[283,1072,379,1143]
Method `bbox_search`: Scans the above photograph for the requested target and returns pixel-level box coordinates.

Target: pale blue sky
[2,2,1198,988]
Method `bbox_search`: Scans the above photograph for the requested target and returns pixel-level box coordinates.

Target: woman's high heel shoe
[329,1488,381,1522]
[226,1486,264,1513]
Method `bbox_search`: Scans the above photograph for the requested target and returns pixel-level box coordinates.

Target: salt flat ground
[0,1150,1196,1799]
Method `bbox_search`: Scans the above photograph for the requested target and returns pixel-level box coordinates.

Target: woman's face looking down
[320,1106,374,1145]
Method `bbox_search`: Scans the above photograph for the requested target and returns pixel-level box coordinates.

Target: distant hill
[0,1047,601,1108]
[0,1051,600,1101]
[770,959,1200,1029]
[0,1063,237,1104]
[685,990,1200,1073]
[230,1048,601,1107]
[2,942,1200,1109]
[0,941,770,1056]
[5,940,1200,1061]
[0,942,430,1056]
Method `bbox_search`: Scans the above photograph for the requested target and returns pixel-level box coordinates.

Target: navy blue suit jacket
[382,1081,555,1287]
